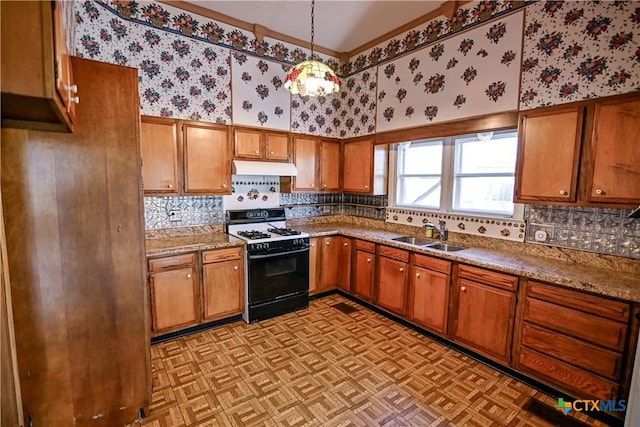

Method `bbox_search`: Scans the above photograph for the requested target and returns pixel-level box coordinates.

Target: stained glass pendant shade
[284,0,340,96]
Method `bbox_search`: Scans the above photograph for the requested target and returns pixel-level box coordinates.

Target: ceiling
[183,1,444,53]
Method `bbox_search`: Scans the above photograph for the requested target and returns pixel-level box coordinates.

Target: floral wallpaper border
[343,0,529,76]
[386,207,526,242]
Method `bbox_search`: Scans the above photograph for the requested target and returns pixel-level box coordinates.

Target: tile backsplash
[144,196,223,229]
[524,205,639,259]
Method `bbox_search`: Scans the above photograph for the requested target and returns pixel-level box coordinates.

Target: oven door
[247,248,309,304]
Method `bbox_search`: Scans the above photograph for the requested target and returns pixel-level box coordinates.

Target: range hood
[232,160,297,176]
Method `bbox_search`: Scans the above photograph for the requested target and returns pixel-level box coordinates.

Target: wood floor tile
[141,295,609,427]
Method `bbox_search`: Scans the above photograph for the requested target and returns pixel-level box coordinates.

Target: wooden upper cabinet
[234,128,262,159]
[265,131,290,161]
[233,127,290,161]
[140,117,179,194]
[183,122,231,194]
[343,138,373,193]
[292,136,318,191]
[320,141,341,191]
[587,97,640,204]
[515,107,583,203]
[1,1,76,132]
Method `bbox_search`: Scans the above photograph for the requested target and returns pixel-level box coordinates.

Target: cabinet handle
[233,266,238,271]
[399,267,404,272]
[559,189,567,195]
[416,273,421,278]
[343,242,348,247]
[187,273,192,279]
[70,96,80,104]
[595,188,603,195]
[366,258,371,263]
[65,84,78,93]
[460,286,466,292]
[222,183,227,188]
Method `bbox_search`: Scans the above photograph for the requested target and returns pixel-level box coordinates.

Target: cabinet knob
[270,151,275,155]
[233,266,238,271]
[326,241,330,245]
[65,84,78,93]
[416,273,421,278]
[70,96,80,104]
[311,243,315,247]
[366,258,371,263]
[460,286,466,292]
[323,184,327,188]
[167,184,173,189]
[222,183,227,188]
[364,185,369,189]
[559,189,567,195]
[187,273,192,279]
[343,242,348,247]
[399,267,404,272]
[595,188,603,195]
[254,150,259,154]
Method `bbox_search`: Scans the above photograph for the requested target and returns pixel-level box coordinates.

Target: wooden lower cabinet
[409,254,451,334]
[149,254,199,333]
[376,247,409,316]
[515,280,633,402]
[202,248,244,321]
[318,236,351,293]
[451,266,517,364]
[352,242,375,302]
[309,237,319,295]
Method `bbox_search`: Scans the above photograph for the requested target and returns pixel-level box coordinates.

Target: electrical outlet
[527,223,555,242]
[169,210,181,222]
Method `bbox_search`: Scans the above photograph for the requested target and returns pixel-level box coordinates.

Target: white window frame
[389,130,524,220]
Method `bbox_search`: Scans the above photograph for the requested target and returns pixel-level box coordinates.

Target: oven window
[265,257,296,278]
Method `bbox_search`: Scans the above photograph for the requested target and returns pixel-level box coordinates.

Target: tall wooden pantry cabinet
[1,58,150,426]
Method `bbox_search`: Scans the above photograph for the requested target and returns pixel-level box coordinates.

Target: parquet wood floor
[137,295,611,427]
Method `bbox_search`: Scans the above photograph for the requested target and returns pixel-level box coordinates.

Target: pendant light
[284,0,340,96]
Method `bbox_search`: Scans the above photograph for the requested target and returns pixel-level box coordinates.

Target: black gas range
[225,208,309,323]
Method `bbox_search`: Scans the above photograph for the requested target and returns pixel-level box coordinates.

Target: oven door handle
[248,247,310,260]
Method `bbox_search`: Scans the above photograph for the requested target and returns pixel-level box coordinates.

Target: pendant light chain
[310,0,315,59]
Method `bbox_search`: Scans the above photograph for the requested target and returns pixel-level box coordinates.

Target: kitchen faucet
[424,221,448,241]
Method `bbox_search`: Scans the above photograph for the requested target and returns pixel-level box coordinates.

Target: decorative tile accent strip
[386,207,526,242]
[144,195,223,229]
[525,205,639,259]
[223,175,281,210]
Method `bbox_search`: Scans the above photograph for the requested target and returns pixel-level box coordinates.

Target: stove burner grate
[267,228,302,236]
[237,230,271,240]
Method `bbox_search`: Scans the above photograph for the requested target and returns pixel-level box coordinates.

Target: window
[393,130,521,218]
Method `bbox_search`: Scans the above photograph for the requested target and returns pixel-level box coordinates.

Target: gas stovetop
[225,208,309,244]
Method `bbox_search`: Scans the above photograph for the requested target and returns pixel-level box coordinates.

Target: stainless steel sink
[391,236,433,246]
[424,243,467,252]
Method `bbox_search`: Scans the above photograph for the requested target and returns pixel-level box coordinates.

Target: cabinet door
[515,108,583,202]
[234,128,262,159]
[150,267,198,332]
[452,278,516,363]
[183,123,231,194]
[292,136,318,191]
[588,98,640,203]
[337,238,352,292]
[409,266,449,334]
[140,118,179,193]
[265,131,290,161]
[376,256,408,316]
[203,259,244,321]
[342,139,373,193]
[309,238,319,295]
[320,141,340,191]
[353,250,375,302]
[319,236,340,292]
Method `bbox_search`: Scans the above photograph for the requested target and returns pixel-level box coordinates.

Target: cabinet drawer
[203,247,243,263]
[526,281,630,322]
[355,239,375,252]
[413,254,451,275]
[379,246,409,263]
[521,323,623,380]
[519,347,619,401]
[458,265,517,291]
[525,298,627,351]
[148,253,197,271]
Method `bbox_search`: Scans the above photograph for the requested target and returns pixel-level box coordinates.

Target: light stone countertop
[145,233,244,258]
[293,222,640,303]
[144,222,640,303]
